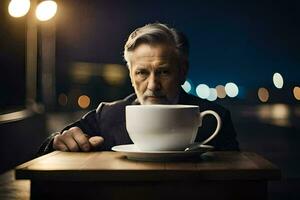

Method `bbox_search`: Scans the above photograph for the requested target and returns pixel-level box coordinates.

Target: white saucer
[111,144,214,162]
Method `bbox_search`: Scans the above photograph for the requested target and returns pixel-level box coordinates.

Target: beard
[137,90,178,105]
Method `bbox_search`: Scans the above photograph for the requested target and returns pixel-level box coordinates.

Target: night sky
[56,0,300,90]
[2,0,300,109]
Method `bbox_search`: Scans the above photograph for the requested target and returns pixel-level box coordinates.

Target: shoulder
[95,93,137,119]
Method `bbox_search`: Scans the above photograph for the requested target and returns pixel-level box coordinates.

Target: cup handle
[199,110,222,145]
[185,110,222,151]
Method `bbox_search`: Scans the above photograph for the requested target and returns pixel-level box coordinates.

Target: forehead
[130,44,176,64]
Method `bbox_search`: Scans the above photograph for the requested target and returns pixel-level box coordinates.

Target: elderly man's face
[129,44,186,105]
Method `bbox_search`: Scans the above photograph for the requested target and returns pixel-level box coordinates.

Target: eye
[158,69,170,76]
[135,69,149,77]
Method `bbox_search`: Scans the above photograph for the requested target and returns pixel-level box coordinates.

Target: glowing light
[207,88,218,101]
[103,64,127,86]
[78,95,90,109]
[272,104,290,119]
[182,80,192,93]
[196,84,210,99]
[294,86,300,100]
[36,0,57,21]
[257,104,291,127]
[257,106,271,120]
[58,93,68,106]
[273,72,284,89]
[8,0,30,18]
[215,85,226,98]
[258,87,269,102]
[225,82,239,97]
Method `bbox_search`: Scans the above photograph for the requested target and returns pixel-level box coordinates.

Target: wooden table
[16,151,281,200]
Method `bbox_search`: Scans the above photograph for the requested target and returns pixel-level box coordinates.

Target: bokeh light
[257,104,291,127]
[102,64,127,86]
[273,72,284,89]
[293,86,300,100]
[181,80,192,93]
[196,84,210,99]
[207,88,218,101]
[225,82,239,97]
[272,104,290,119]
[258,87,269,102]
[36,0,57,21]
[58,93,68,106]
[215,85,226,98]
[78,95,90,109]
[8,0,30,18]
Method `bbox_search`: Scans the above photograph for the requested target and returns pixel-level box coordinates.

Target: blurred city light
[182,80,192,93]
[196,84,210,99]
[58,93,68,106]
[71,62,94,84]
[207,88,218,101]
[225,82,239,97]
[258,87,269,102]
[272,104,290,119]
[273,72,284,89]
[102,64,127,86]
[215,85,226,98]
[257,104,291,127]
[294,86,300,100]
[36,0,57,21]
[8,0,30,18]
[78,95,90,109]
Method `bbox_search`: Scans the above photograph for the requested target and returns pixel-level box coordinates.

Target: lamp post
[8,0,58,110]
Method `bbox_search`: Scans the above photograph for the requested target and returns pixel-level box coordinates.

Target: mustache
[143,90,165,97]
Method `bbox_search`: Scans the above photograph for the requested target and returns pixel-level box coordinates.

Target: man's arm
[37,104,105,155]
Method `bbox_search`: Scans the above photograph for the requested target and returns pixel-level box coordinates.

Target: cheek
[133,78,146,91]
[164,76,180,88]
[162,78,181,95]
[130,74,140,86]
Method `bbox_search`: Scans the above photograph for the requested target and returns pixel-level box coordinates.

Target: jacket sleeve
[37,103,105,155]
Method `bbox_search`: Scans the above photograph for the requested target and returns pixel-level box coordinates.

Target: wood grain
[15,151,281,182]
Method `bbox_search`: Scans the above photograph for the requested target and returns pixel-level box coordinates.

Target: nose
[147,73,161,91]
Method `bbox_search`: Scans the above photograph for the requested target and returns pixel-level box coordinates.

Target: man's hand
[53,127,104,152]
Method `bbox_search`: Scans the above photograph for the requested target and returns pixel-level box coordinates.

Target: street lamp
[36,0,57,21]
[8,0,58,21]
[8,0,31,18]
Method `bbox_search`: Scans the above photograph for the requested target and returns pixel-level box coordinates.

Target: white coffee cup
[126,105,221,151]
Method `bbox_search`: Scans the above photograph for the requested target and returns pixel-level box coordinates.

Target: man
[39,23,239,154]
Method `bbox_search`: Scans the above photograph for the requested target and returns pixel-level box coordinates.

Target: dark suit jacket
[38,90,239,154]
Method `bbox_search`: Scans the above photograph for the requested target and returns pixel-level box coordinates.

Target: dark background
[55,0,300,102]
[0,1,26,111]
[0,0,300,199]
[1,0,300,110]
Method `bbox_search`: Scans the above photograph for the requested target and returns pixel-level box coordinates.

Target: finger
[55,143,69,152]
[67,127,84,135]
[72,131,91,152]
[63,127,86,152]
[53,135,69,151]
[89,136,104,148]
[62,133,80,152]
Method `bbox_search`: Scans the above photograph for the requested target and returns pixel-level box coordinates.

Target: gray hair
[123,23,189,68]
